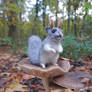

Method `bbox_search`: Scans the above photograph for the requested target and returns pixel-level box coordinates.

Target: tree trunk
[67,0,71,33]
[55,0,59,26]
[35,0,39,21]
[42,0,46,29]
[82,0,88,31]
[20,12,22,21]
[74,11,77,36]
[32,0,39,35]
[8,24,17,40]
[8,10,17,40]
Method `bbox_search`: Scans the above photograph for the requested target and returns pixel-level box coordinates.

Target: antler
[58,19,62,28]
[49,19,54,28]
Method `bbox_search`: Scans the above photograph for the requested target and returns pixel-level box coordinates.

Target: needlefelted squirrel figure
[28,20,63,68]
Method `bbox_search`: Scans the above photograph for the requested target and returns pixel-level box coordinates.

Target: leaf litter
[0,46,92,92]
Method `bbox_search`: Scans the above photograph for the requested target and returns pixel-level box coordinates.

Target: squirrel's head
[46,19,63,41]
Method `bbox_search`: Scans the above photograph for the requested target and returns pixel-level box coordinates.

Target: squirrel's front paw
[50,49,56,53]
[44,44,56,53]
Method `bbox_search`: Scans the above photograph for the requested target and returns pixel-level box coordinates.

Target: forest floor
[0,46,92,92]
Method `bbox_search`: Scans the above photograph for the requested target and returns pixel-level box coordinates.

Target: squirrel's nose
[59,35,61,38]
[57,35,61,38]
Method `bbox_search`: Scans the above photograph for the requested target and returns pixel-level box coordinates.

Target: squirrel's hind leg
[40,64,46,68]
[53,63,58,66]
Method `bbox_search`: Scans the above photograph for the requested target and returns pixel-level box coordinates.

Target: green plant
[23,46,28,55]
[0,37,14,46]
[61,35,92,60]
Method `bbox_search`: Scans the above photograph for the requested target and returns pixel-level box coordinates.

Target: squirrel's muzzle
[56,35,62,38]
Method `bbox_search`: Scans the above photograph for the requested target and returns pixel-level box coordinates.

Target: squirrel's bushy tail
[28,35,41,64]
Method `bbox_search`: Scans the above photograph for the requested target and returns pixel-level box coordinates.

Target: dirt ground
[0,46,92,92]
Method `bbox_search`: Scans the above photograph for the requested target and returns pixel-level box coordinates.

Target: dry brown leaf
[23,74,35,80]
[0,88,4,92]
[6,84,28,92]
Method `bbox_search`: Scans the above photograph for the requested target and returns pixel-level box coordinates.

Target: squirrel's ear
[46,27,50,32]
[58,19,62,28]
[49,19,54,28]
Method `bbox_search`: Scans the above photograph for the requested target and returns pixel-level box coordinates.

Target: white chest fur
[57,44,63,53]
[44,44,56,53]
[43,43,63,53]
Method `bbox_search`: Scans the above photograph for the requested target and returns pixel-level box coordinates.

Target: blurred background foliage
[0,0,92,60]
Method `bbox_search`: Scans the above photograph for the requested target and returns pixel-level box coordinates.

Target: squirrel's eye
[52,29,56,33]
